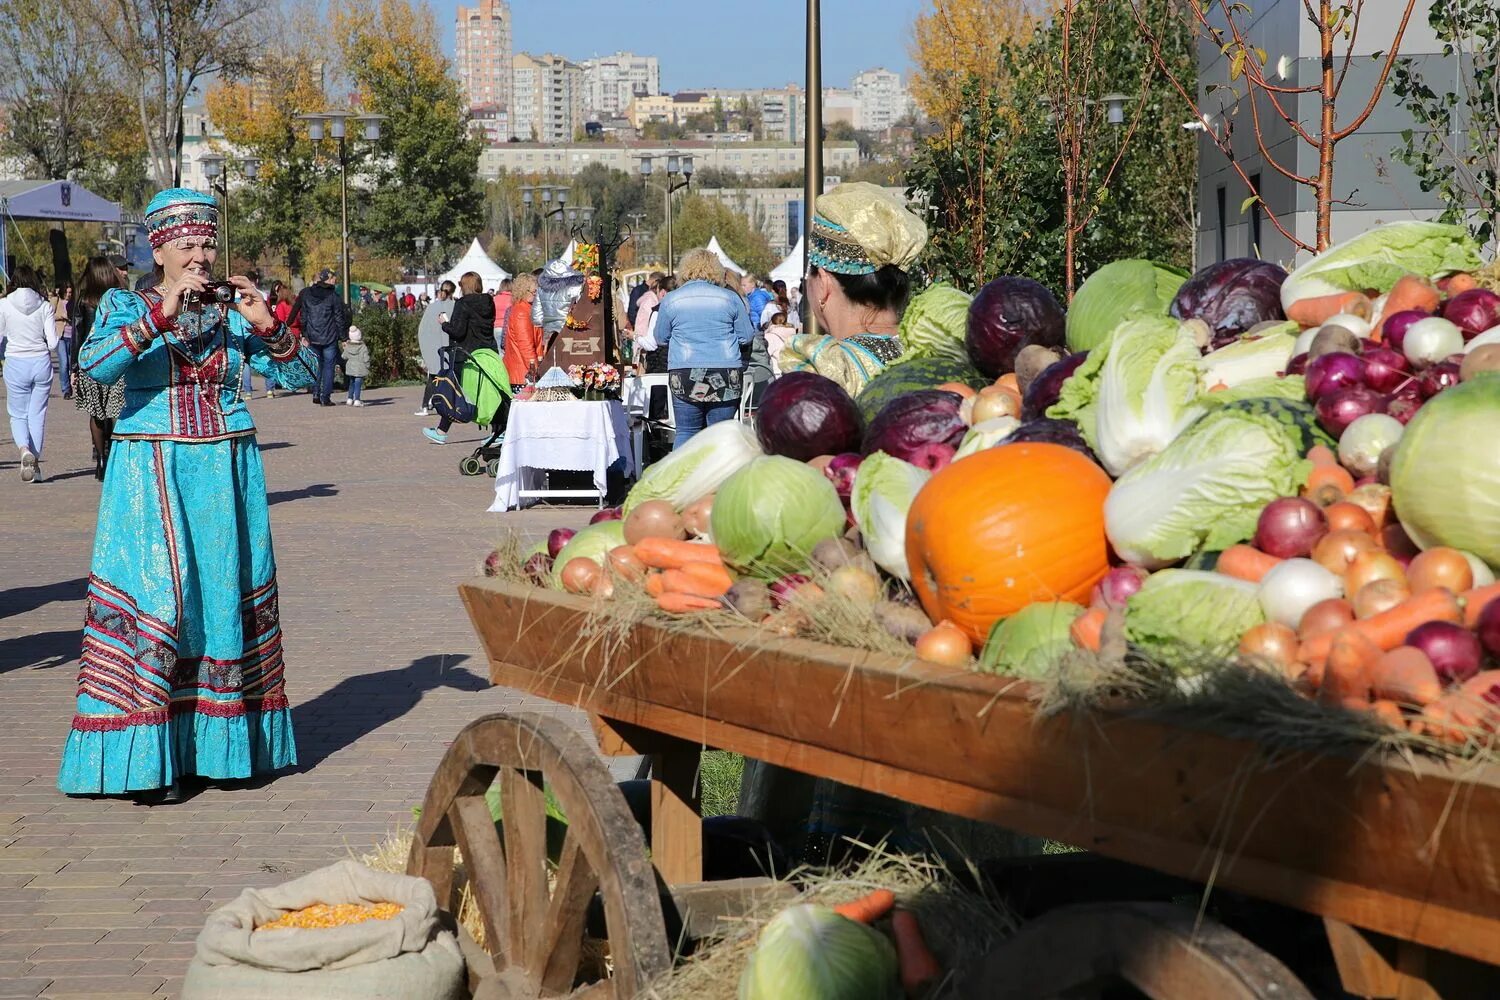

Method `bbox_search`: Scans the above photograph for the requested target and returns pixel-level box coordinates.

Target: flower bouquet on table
[569,362,621,401]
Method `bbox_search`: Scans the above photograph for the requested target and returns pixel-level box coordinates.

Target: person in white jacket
[0,264,59,482]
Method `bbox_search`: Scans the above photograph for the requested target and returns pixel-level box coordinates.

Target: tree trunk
[1316,1,1337,252]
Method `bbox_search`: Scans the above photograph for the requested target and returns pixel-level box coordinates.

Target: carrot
[1070,607,1107,652]
[832,888,895,924]
[1372,275,1440,339]
[654,592,721,614]
[644,572,667,598]
[1370,699,1405,728]
[1298,589,1464,667]
[890,909,942,996]
[1317,627,1380,707]
[1285,291,1370,328]
[1445,272,1479,296]
[660,567,732,599]
[1307,444,1340,468]
[680,560,734,589]
[1302,464,1356,506]
[1461,582,1500,628]
[1216,544,1283,583]
[633,537,723,570]
[1369,646,1443,706]
[1413,671,1500,743]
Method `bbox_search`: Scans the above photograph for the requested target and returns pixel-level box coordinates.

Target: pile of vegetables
[496,219,1500,750]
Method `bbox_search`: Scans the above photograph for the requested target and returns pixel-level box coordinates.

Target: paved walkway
[0,382,597,999]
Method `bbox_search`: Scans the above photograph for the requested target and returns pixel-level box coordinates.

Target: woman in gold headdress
[780,182,928,396]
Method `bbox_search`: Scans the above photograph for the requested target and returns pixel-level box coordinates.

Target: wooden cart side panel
[461,582,1500,967]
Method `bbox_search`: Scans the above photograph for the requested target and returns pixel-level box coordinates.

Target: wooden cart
[407,579,1500,999]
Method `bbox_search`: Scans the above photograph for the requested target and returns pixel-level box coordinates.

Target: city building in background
[760,87,806,143]
[455,0,512,120]
[852,68,911,132]
[580,52,660,122]
[698,184,907,256]
[477,140,859,182]
[513,52,585,142]
[821,88,859,129]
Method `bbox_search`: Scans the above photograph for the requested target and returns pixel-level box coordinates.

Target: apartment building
[625,92,717,129]
[476,140,859,181]
[513,52,585,142]
[580,52,660,121]
[760,87,806,143]
[455,0,512,118]
[852,68,911,132]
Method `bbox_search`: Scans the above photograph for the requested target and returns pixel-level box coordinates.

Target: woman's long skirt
[57,436,298,794]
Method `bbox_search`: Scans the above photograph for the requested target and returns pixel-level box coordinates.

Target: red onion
[1380,523,1421,565]
[1092,565,1148,611]
[483,549,504,577]
[1253,497,1328,559]
[1304,351,1366,400]
[590,507,623,524]
[1285,353,1309,375]
[547,528,576,559]
[1384,383,1423,425]
[1406,621,1482,685]
[1443,288,1500,338]
[522,552,553,586]
[1418,361,1462,399]
[1360,347,1410,393]
[769,573,814,610]
[1315,386,1386,437]
[1477,598,1500,658]
[906,442,957,472]
[1381,309,1431,351]
[823,452,863,502]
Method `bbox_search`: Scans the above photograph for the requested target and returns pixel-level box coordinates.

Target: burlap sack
[182,860,465,1000]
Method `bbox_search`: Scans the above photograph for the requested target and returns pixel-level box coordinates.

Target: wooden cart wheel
[407,712,672,999]
[960,902,1314,1000]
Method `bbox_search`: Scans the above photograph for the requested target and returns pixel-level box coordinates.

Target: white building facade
[477,140,859,181]
[580,52,660,122]
[512,52,585,142]
[852,68,911,132]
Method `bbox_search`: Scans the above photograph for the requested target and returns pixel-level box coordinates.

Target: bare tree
[66,0,270,189]
[1132,0,1420,253]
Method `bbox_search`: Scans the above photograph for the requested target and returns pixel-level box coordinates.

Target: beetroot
[862,390,967,464]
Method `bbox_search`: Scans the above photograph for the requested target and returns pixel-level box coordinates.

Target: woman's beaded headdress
[145,188,220,249]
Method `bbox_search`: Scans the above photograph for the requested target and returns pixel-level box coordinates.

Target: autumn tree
[908,0,1040,125]
[669,195,776,277]
[332,0,484,257]
[1131,0,1420,252]
[204,19,332,273]
[0,1,144,189]
[62,0,270,189]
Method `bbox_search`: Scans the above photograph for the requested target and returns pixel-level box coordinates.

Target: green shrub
[353,308,424,387]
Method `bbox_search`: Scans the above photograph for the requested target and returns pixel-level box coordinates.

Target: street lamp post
[298,110,386,304]
[637,151,693,270]
[414,235,441,295]
[200,152,260,279]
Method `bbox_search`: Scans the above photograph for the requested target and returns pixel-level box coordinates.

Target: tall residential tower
[455,0,512,130]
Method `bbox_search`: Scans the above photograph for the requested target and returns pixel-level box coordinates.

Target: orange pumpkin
[906,443,1112,644]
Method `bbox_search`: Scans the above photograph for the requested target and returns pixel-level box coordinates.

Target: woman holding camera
[58,188,318,804]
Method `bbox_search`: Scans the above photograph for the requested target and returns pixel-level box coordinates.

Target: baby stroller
[428,345,512,477]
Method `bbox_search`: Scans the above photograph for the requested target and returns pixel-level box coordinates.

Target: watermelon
[856,355,989,423]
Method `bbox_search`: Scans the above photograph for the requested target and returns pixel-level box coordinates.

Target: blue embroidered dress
[57,288,317,794]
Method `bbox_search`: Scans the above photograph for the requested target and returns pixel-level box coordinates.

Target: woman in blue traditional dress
[57,188,317,804]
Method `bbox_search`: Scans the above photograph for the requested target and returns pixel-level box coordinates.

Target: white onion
[1464,325,1500,353]
[1403,317,1465,366]
[1258,558,1345,628]
[1294,326,1319,356]
[1325,312,1373,339]
[1459,551,1496,588]
[1337,413,1404,478]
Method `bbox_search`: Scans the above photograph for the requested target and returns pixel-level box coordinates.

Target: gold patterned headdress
[808,182,927,275]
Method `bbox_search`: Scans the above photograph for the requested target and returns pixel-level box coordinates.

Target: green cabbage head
[738,904,899,1000]
[623,420,762,515]
[896,282,973,363]
[711,456,846,578]
[1066,259,1188,353]
[1124,570,1265,671]
[549,521,626,589]
[978,601,1086,678]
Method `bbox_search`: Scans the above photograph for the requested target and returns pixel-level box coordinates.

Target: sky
[438,0,923,91]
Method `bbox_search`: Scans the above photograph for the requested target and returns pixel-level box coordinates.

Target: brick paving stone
[0,384,613,994]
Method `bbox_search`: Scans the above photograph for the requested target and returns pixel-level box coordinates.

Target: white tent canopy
[0,179,121,224]
[771,236,806,287]
[706,236,745,276]
[560,239,578,267]
[439,238,510,290]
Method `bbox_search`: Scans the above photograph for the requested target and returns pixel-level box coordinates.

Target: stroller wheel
[485,458,500,478]
[460,456,483,476]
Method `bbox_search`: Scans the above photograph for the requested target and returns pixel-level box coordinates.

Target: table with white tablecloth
[488,399,636,511]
